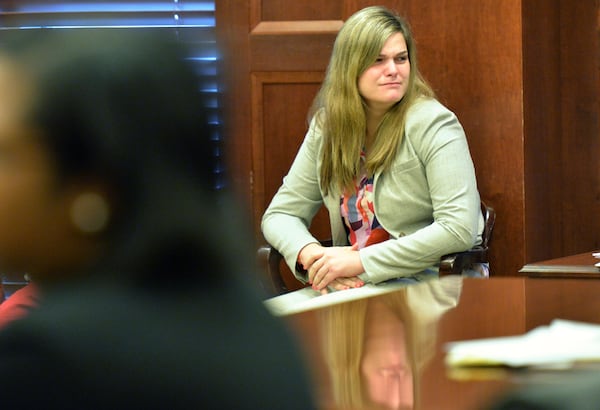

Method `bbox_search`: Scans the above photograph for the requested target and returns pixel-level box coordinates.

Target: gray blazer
[262,98,483,284]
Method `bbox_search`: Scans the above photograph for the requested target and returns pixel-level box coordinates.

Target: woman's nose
[384,59,398,76]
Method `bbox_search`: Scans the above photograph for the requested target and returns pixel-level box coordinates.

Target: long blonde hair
[310,6,434,195]
[319,292,424,409]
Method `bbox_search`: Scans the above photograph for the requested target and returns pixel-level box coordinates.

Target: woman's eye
[395,56,408,63]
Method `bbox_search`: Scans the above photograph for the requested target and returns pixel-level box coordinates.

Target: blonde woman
[262,6,483,293]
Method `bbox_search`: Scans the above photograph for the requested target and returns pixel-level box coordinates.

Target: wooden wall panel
[251,72,330,239]
[250,30,338,71]
[259,1,342,21]
[523,0,600,262]
[558,0,600,255]
[523,0,563,263]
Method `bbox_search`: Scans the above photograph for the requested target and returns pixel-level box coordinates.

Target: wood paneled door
[216,0,351,245]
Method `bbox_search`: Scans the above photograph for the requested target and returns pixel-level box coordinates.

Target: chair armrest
[256,239,333,296]
[439,246,488,276]
[256,244,288,296]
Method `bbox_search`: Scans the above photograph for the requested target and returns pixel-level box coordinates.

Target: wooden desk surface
[519,250,600,278]
[280,277,600,410]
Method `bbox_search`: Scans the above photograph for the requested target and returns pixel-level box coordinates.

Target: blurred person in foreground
[0,29,315,409]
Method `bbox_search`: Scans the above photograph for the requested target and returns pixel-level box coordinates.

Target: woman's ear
[63,179,114,236]
[69,191,111,235]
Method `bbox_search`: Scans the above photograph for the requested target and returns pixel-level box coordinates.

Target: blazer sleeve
[261,118,325,280]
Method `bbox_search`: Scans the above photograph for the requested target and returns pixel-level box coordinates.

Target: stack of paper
[445,319,600,369]
[594,252,600,268]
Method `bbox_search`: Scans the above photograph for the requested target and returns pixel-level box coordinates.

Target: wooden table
[275,276,600,410]
[519,250,600,278]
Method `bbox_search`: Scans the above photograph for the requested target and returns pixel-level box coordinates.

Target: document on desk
[263,281,410,316]
[445,319,600,369]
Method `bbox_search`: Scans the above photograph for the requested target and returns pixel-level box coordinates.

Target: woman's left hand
[317,276,365,295]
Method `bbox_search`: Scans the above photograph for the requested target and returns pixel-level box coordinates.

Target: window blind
[0,0,225,189]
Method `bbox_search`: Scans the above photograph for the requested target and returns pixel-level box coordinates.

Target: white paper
[445,319,600,368]
[263,281,410,316]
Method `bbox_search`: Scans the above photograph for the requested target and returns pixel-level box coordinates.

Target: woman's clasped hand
[299,243,365,293]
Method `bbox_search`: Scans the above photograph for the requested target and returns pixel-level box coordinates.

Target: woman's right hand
[297,242,325,271]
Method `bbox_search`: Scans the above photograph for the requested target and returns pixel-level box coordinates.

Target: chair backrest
[439,200,496,276]
[480,201,496,250]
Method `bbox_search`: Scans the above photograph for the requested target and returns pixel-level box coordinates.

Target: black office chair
[257,201,495,296]
[439,201,495,276]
